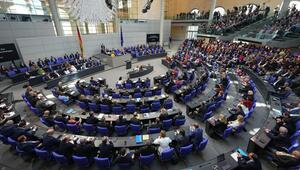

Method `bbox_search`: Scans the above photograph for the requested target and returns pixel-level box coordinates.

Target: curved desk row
[128,66,154,79]
[136,53,167,61]
[34,125,188,148]
[46,65,105,89]
[62,108,180,123]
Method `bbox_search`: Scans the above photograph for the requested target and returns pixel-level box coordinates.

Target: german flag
[76,23,84,58]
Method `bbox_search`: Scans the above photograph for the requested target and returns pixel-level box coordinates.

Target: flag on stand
[120,25,124,47]
[76,23,84,58]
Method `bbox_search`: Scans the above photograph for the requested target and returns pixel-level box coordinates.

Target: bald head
[279,126,288,135]
[46,128,55,135]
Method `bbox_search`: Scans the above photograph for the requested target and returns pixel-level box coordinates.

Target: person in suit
[134,140,156,157]
[237,152,262,170]
[41,110,55,127]
[273,76,285,90]
[189,123,203,147]
[74,138,97,158]
[211,114,228,136]
[54,113,68,124]
[265,126,291,150]
[113,148,134,165]
[272,150,300,167]
[56,136,75,162]
[0,120,16,137]
[115,115,127,126]
[130,113,142,126]
[101,94,112,106]
[97,136,115,158]
[39,128,60,151]
[173,111,185,123]
[159,108,169,121]
[173,129,191,151]
[85,112,99,125]
[17,135,40,160]
[148,118,161,129]
[12,120,36,140]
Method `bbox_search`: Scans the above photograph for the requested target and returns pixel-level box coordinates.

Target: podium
[126,60,132,69]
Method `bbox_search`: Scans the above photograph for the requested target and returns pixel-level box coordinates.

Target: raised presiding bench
[46,65,105,89]
[136,53,167,61]
[128,65,154,79]
[99,53,132,67]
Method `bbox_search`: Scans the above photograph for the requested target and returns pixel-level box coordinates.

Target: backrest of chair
[140,107,150,113]
[83,123,95,132]
[155,89,162,95]
[164,99,173,109]
[35,148,50,160]
[100,104,110,113]
[88,102,98,111]
[72,155,89,167]
[115,125,127,135]
[67,124,80,133]
[161,148,174,161]
[179,144,193,157]
[148,128,160,134]
[126,104,136,113]
[118,162,132,169]
[290,130,300,141]
[144,91,153,97]
[112,93,121,99]
[78,101,87,109]
[52,152,67,164]
[54,120,66,130]
[125,83,132,89]
[133,93,142,98]
[175,118,186,126]
[112,106,123,114]
[296,121,300,130]
[197,137,208,151]
[94,157,110,169]
[162,119,172,129]
[289,140,299,153]
[223,127,233,139]
[140,153,155,165]
[97,127,109,136]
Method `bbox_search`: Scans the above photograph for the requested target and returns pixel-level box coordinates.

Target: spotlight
[142,0,154,13]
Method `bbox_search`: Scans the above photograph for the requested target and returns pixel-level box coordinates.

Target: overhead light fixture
[142,0,154,13]
[64,0,117,23]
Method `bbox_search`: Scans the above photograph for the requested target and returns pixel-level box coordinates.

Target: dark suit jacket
[86,116,99,125]
[267,132,291,149]
[57,141,74,158]
[75,143,97,158]
[42,134,60,151]
[115,119,127,126]
[0,124,16,137]
[98,142,114,158]
[190,128,203,146]
[274,154,300,167]
[237,156,262,170]
[135,145,156,156]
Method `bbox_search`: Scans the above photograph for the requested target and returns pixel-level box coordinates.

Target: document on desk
[142,135,149,141]
[97,114,104,119]
[66,108,74,114]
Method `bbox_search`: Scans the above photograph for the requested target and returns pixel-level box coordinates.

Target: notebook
[135,135,142,143]
[142,135,149,141]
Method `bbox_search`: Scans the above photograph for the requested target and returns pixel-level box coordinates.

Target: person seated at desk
[57,82,68,93]
[27,91,38,107]
[237,152,262,170]
[57,91,70,104]
[134,140,156,158]
[148,118,162,129]
[239,80,252,95]
[116,77,123,87]
[228,115,245,130]
[113,148,134,165]
[17,135,40,160]
[125,77,133,85]
[273,76,286,90]
[69,64,78,73]
[173,111,185,123]
[90,77,98,86]
[50,56,57,63]
[74,138,97,158]
[189,123,203,147]
[115,115,127,126]
[209,114,228,136]
[270,150,300,168]
[173,129,191,151]
[67,116,81,125]
[265,126,291,151]
[38,128,60,151]
[220,73,229,87]
[153,130,172,155]
[130,113,142,126]
[97,136,115,159]
[37,67,46,76]
[98,117,113,135]
[159,108,169,121]
[56,136,75,162]
[11,120,37,141]
[85,112,99,125]
[283,101,300,115]
[0,120,17,138]
[63,68,70,75]
[78,94,90,106]
[187,102,207,119]
[37,58,45,68]
[54,113,68,124]
[41,110,55,127]
[227,105,245,121]
[101,94,112,106]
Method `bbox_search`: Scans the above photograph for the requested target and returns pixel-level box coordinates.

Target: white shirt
[153,136,172,154]
[70,65,77,73]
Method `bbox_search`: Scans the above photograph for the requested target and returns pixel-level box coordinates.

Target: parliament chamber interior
[0,0,300,169]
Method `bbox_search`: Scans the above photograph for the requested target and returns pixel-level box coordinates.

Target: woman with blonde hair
[228,115,245,129]
[153,130,172,154]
